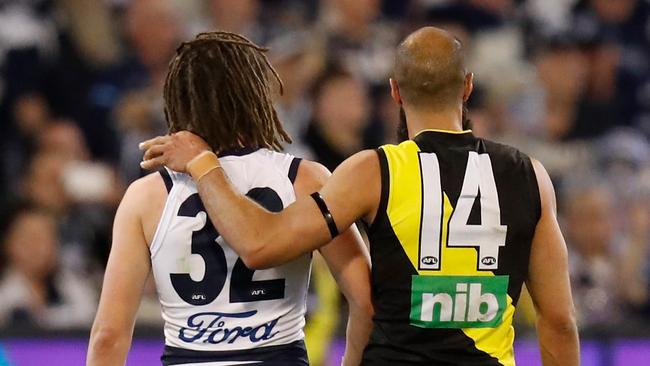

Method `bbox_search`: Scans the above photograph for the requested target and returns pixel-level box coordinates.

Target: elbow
[88,327,128,359]
[239,243,274,270]
[348,294,375,320]
[237,229,294,270]
[351,302,375,323]
[538,307,578,336]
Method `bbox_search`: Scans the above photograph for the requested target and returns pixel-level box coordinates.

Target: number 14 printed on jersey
[418,151,508,271]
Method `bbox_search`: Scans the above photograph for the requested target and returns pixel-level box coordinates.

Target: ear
[390,78,402,105]
[462,72,474,102]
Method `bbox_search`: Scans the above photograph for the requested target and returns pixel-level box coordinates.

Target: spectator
[1,94,50,204]
[562,179,643,328]
[619,198,650,315]
[21,153,69,216]
[208,0,263,41]
[0,205,96,329]
[565,40,620,139]
[571,0,650,137]
[304,67,372,171]
[56,0,122,69]
[320,0,398,84]
[533,35,588,140]
[494,34,594,180]
[38,119,90,162]
[89,0,182,179]
[467,0,517,22]
[22,148,116,277]
[269,31,326,158]
[374,88,402,144]
[597,130,650,314]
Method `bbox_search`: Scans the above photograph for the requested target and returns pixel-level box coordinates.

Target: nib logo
[410,275,509,328]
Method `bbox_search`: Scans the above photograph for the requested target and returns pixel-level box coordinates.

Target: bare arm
[294,160,374,366]
[526,159,580,366]
[139,131,381,269]
[320,232,374,366]
[87,180,153,366]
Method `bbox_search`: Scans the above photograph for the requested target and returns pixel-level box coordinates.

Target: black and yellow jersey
[362,130,541,366]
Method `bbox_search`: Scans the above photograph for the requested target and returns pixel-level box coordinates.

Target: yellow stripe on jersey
[413,128,473,137]
[382,142,516,366]
[384,140,423,272]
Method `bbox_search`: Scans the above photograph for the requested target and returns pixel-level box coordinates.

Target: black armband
[310,192,340,239]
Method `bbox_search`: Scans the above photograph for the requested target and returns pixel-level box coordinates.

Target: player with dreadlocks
[164,32,291,152]
[87,31,373,366]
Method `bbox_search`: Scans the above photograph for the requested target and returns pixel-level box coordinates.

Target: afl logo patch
[421,256,438,265]
[481,257,497,266]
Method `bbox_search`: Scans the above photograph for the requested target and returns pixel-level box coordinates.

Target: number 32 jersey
[150,148,310,364]
[363,130,541,366]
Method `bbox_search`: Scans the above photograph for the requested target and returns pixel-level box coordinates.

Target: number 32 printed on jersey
[418,151,508,271]
[170,188,286,306]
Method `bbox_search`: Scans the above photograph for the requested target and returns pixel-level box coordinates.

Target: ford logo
[421,256,438,265]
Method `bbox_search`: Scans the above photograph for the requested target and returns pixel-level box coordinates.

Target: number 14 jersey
[363,130,541,366]
[149,148,310,361]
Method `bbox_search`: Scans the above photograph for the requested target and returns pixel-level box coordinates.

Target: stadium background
[0,0,649,365]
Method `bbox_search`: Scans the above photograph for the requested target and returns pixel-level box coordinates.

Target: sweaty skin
[141,27,579,366]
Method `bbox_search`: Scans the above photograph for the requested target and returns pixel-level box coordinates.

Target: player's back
[150,148,310,365]
[363,130,541,366]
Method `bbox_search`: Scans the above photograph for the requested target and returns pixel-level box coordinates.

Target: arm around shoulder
[233,150,380,269]
[319,149,382,228]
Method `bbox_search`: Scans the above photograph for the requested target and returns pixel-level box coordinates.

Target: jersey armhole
[527,157,543,224]
[369,148,389,233]
[288,157,302,184]
[149,169,176,258]
[159,168,173,192]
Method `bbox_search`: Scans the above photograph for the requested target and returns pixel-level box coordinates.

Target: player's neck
[404,105,464,138]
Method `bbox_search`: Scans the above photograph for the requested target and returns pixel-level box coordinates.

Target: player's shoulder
[328,149,381,189]
[293,150,380,193]
[296,159,331,181]
[479,137,532,163]
[476,137,528,158]
[121,171,168,210]
[479,137,543,193]
[127,171,166,193]
[345,149,383,165]
[240,148,299,174]
[528,157,554,205]
[378,139,418,153]
[292,159,330,195]
[480,139,550,215]
[118,171,169,240]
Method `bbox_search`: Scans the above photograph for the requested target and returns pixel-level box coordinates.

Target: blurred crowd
[0,0,649,341]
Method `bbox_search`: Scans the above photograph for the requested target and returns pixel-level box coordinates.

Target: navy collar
[218,147,260,157]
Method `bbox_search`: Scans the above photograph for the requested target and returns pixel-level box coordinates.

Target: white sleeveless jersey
[150,149,311,354]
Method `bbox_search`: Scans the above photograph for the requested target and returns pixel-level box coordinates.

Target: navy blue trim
[161,340,308,365]
[288,158,302,184]
[219,147,260,157]
[159,168,173,193]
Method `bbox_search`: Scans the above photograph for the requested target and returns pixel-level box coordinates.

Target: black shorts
[161,340,309,365]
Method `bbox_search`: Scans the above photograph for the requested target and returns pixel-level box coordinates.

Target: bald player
[141,27,579,365]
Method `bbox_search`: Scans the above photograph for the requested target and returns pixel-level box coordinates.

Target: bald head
[393,27,467,109]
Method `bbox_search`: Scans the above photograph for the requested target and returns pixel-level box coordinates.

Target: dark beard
[462,103,472,130]
[396,103,472,142]
[397,106,409,142]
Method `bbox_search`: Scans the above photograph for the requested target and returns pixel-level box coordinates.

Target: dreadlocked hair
[164,31,291,152]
